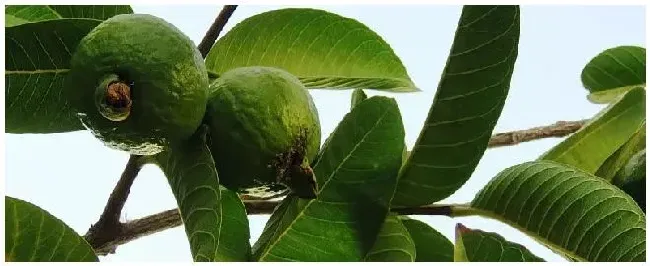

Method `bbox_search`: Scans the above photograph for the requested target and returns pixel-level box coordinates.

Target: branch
[487,119,587,148]
[87,119,587,255]
[197,5,238,58]
[84,155,145,254]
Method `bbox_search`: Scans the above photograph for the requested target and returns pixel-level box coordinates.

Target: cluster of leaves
[4,5,646,262]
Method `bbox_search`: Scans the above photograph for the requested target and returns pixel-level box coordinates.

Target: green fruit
[205,66,321,198]
[67,14,208,155]
[613,149,646,212]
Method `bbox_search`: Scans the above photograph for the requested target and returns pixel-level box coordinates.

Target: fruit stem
[95,74,132,122]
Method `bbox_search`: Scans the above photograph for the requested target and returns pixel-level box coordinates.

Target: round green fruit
[205,66,321,198]
[67,14,208,155]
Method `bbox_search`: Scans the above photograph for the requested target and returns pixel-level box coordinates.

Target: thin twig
[197,5,238,58]
[487,120,587,148]
[87,119,587,256]
[84,155,145,254]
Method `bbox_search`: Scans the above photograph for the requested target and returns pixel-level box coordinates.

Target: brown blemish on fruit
[106,82,132,110]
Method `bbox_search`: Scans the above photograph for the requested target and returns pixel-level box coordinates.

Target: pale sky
[4,5,645,262]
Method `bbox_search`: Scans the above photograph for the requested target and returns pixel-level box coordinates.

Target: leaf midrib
[258,107,392,261]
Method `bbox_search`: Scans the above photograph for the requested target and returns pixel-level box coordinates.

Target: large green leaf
[364,214,415,262]
[454,223,543,262]
[581,46,646,103]
[5,19,101,133]
[595,122,645,182]
[253,96,405,261]
[205,8,416,92]
[400,217,453,262]
[5,196,98,262]
[154,127,251,262]
[613,149,646,212]
[470,160,646,262]
[541,87,645,174]
[394,5,520,206]
[5,5,133,26]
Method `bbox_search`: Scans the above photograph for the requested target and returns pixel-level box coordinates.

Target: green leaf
[205,8,416,92]
[364,214,415,262]
[454,223,543,262]
[581,46,646,102]
[394,5,521,206]
[5,196,98,262]
[613,149,646,212]
[5,19,101,133]
[541,87,645,174]
[253,96,405,261]
[5,5,133,26]
[588,84,645,104]
[351,88,367,110]
[595,122,645,182]
[400,217,453,262]
[470,160,646,262]
[154,127,251,262]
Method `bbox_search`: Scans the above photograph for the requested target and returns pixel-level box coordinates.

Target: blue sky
[5,5,645,262]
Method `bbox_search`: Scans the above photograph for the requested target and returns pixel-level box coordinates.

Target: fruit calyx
[271,129,318,199]
[95,74,132,122]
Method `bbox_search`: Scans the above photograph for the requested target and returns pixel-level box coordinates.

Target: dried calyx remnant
[96,74,132,122]
[270,128,318,199]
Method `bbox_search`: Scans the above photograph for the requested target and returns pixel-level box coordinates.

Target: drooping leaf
[5,5,133,26]
[5,19,101,133]
[541,87,645,174]
[364,214,415,262]
[253,96,405,261]
[5,196,98,262]
[394,5,520,206]
[205,8,417,92]
[613,149,646,212]
[454,223,543,262]
[470,160,646,262]
[595,122,645,182]
[581,45,646,103]
[400,217,453,262]
[154,126,251,262]
[351,88,368,110]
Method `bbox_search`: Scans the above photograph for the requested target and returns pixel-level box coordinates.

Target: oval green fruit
[205,66,321,198]
[67,14,208,155]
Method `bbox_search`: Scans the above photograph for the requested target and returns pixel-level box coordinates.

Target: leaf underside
[471,160,646,262]
[205,8,416,92]
[154,128,251,262]
[394,5,521,206]
[5,196,98,262]
[454,223,544,262]
[5,5,133,26]
[595,122,645,182]
[541,87,645,174]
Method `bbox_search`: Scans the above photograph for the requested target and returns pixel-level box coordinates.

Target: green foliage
[253,96,405,261]
[364,214,415,262]
[5,196,98,262]
[471,160,646,261]
[154,127,251,261]
[454,224,543,262]
[541,87,645,174]
[5,4,646,263]
[394,5,521,206]
[400,217,454,262]
[205,8,416,92]
[580,46,646,103]
[5,5,133,26]
[5,19,100,133]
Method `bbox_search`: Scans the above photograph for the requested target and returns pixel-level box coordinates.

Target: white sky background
[4,5,645,262]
